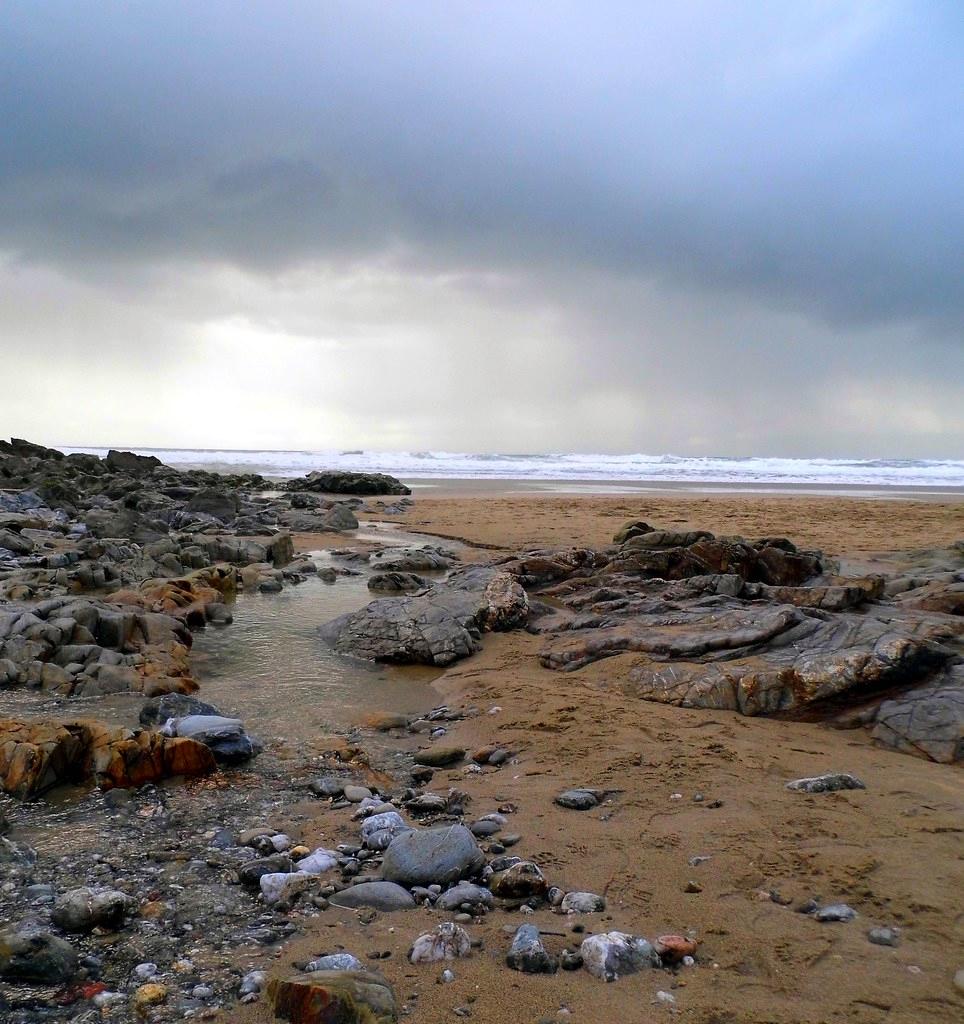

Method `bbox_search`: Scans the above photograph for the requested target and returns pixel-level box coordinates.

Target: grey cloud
[0,2,961,456]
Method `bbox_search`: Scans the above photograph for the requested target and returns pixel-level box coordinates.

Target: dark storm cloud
[0,2,961,456]
[1,1,961,327]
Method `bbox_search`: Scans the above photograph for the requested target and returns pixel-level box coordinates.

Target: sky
[1,1,961,457]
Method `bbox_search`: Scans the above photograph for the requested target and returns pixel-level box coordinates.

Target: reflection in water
[191,548,442,741]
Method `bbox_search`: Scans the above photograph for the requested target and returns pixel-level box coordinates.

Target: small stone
[506,924,558,974]
[306,953,365,972]
[655,990,677,1007]
[554,789,600,810]
[409,923,472,963]
[439,968,455,983]
[684,881,703,893]
[413,747,465,768]
[134,962,159,980]
[51,886,134,933]
[868,927,901,947]
[240,969,266,995]
[488,860,548,899]
[0,927,78,983]
[343,785,374,803]
[815,904,857,922]
[560,891,605,914]
[786,773,865,794]
[560,949,584,971]
[654,935,698,963]
[268,971,396,1023]
[954,968,964,994]
[132,983,168,1011]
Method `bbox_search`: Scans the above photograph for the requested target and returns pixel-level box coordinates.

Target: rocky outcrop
[518,527,964,762]
[286,470,410,496]
[0,717,215,799]
[871,671,964,763]
[0,595,197,697]
[321,566,528,666]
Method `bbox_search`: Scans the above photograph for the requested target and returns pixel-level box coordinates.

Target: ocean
[56,447,964,490]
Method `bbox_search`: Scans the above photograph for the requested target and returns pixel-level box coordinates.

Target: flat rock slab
[622,612,956,716]
[871,675,964,764]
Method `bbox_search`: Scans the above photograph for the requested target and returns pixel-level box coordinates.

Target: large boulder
[104,449,162,474]
[380,825,484,887]
[184,488,240,521]
[288,470,410,496]
[321,566,528,666]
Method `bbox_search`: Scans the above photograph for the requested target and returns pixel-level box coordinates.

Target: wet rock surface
[321,566,528,666]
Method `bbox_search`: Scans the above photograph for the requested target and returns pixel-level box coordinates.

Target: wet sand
[243,489,963,1024]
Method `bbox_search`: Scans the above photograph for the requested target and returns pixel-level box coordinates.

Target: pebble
[439,969,455,983]
[132,982,168,1011]
[786,772,865,794]
[554,789,601,810]
[506,924,558,974]
[868,926,901,947]
[240,969,266,995]
[409,923,472,963]
[134,962,159,980]
[815,904,857,922]
[954,968,964,993]
[343,785,373,803]
[684,880,703,893]
[655,990,677,1007]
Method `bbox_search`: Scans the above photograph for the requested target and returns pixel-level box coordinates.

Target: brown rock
[654,934,698,963]
[268,969,397,1023]
[0,717,215,799]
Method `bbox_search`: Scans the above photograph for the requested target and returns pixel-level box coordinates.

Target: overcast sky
[1,2,961,457]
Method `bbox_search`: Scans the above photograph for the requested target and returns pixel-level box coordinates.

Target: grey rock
[0,926,78,983]
[306,954,365,972]
[329,881,416,912]
[868,926,901,947]
[580,932,660,981]
[435,882,495,912]
[506,924,558,974]
[321,566,528,666]
[871,678,964,764]
[786,773,866,793]
[560,891,606,914]
[51,887,134,933]
[555,788,601,810]
[815,903,857,922]
[381,825,484,888]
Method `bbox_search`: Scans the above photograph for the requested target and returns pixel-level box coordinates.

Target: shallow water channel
[3,524,457,849]
[189,525,447,740]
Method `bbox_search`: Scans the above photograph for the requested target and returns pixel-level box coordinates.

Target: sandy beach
[237,488,964,1024]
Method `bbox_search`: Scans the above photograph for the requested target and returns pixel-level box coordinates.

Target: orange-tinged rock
[268,970,397,1023]
[0,717,215,799]
[654,934,698,963]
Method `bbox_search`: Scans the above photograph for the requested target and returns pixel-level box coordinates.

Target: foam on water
[58,446,964,488]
